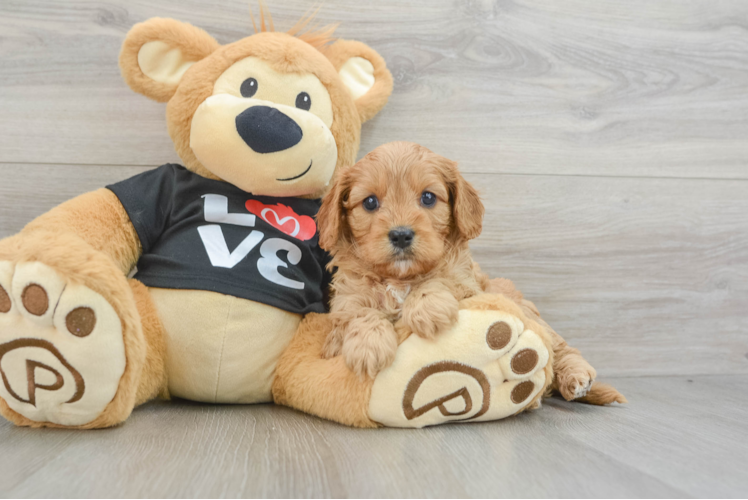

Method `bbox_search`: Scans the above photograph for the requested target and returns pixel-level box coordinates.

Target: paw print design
[369,308,549,427]
[0,261,126,426]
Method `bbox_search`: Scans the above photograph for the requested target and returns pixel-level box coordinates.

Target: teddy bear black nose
[389,227,415,249]
[235,106,303,154]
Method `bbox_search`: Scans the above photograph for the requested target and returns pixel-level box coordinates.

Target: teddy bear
[0,10,620,429]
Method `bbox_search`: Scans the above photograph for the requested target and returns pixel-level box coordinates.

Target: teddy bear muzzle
[189,94,338,197]
[235,105,303,154]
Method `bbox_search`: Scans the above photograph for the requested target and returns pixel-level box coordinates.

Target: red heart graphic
[245,200,317,241]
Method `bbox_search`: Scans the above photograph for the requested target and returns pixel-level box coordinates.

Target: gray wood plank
[468,172,748,377]
[0,424,77,495]
[0,164,150,235]
[1,0,748,178]
[3,164,746,377]
[2,375,746,498]
[540,375,748,498]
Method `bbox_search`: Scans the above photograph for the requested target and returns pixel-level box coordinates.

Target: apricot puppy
[317,141,488,378]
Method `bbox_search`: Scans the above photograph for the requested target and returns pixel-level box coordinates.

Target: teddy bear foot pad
[0,261,126,426]
[369,309,549,427]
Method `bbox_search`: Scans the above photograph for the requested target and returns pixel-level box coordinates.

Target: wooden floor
[1,375,746,498]
[1,0,747,497]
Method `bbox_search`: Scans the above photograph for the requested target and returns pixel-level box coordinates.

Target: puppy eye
[296,92,312,111]
[240,78,258,98]
[362,195,379,212]
[420,191,437,208]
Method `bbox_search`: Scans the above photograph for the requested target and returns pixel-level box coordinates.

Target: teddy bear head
[119,13,392,198]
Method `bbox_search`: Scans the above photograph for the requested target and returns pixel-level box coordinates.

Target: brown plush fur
[129,279,169,405]
[322,39,394,123]
[120,17,392,199]
[487,278,626,404]
[254,4,338,49]
[272,313,378,428]
[317,142,488,377]
[249,4,392,123]
[23,189,141,274]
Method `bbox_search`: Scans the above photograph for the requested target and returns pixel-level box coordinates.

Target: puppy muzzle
[389,226,415,250]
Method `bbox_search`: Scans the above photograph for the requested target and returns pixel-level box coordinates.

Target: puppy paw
[556,364,597,401]
[401,290,459,340]
[341,316,398,379]
[322,334,343,359]
[322,325,344,359]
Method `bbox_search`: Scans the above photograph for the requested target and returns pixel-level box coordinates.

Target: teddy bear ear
[120,18,220,103]
[323,40,394,123]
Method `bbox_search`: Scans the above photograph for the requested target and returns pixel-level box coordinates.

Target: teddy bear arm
[22,188,142,275]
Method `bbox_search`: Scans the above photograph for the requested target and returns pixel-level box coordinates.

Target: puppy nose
[389,227,415,249]
[235,105,303,153]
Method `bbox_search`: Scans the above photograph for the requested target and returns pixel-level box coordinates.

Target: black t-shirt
[107,164,330,314]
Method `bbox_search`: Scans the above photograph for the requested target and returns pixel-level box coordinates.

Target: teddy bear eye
[363,195,379,212]
[240,78,258,98]
[420,191,437,208]
[295,92,312,111]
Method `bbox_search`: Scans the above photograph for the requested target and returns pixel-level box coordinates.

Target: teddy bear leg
[275,294,553,428]
[128,280,169,407]
[487,277,626,404]
[0,232,162,428]
[272,313,379,428]
[368,293,553,428]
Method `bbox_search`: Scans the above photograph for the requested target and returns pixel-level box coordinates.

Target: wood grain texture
[1,375,746,498]
[2,164,746,377]
[0,164,150,235]
[468,172,748,377]
[1,0,748,178]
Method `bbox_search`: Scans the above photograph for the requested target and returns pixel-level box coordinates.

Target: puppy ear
[446,160,484,241]
[322,40,393,123]
[120,18,220,102]
[317,169,350,251]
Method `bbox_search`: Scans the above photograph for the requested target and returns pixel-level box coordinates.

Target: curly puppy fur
[317,141,486,378]
[318,141,626,405]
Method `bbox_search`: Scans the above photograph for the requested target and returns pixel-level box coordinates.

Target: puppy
[317,141,489,378]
